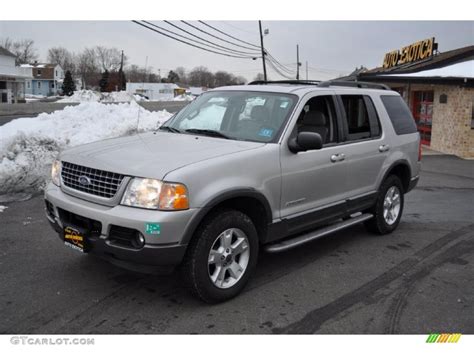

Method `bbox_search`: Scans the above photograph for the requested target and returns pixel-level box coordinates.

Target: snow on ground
[0,205,7,212]
[173,94,195,101]
[60,90,101,102]
[61,90,193,103]
[0,102,172,197]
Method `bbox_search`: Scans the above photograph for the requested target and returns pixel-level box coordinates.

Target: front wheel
[182,209,259,303]
[364,175,404,235]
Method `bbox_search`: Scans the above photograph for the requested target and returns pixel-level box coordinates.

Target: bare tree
[188,66,215,87]
[253,73,265,81]
[75,47,99,89]
[174,67,187,84]
[95,46,126,72]
[0,37,14,52]
[0,38,39,65]
[47,47,75,73]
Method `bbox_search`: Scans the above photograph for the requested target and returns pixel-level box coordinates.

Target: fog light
[133,233,146,249]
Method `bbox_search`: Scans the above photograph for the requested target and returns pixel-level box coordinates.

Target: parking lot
[0,154,473,334]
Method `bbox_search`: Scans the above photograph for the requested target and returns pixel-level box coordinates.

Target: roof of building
[361,45,474,76]
[20,62,59,69]
[374,59,473,79]
[0,46,17,58]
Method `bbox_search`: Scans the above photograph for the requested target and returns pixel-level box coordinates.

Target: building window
[55,70,58,77]
[38,82,41,89]
[471,102,474,129]
[37,69,42,76]
[0,81,6,90]
[27,81,30,89]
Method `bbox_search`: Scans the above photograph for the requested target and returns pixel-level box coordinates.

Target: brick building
[357,42,473,158]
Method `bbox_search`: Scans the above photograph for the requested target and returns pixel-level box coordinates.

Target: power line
[132,21,258,59]
[266,59,295,80]
[162,20,260,56]
[179,21,261,55]
[198,21,261,50]
[143,21,259,58]
[266,52,296,74]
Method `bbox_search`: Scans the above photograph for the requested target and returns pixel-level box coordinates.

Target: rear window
[381,95,418,135]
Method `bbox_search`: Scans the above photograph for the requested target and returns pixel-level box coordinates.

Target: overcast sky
[0,21,472,81]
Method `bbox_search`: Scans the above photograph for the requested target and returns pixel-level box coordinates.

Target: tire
[364,175,404,235]
[181,209,259,303]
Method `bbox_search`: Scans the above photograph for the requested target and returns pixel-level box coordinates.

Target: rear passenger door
[337,94,388,203]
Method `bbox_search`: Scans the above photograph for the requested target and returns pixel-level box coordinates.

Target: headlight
[121,178,189,210]
[51,160,61,186]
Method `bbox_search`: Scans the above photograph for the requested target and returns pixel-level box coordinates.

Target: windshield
[161,91,298,143]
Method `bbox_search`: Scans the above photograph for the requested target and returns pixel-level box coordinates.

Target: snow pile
[173,94,195,101]
[61,90,101,102]
[101,91,137,103]
[0,205,7,212]
[60,90,157,103]
[0,102,172,196]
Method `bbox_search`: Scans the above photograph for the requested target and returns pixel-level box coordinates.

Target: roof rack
[248,80,321,86]
[317,80,391,90]
[248,79,391,90]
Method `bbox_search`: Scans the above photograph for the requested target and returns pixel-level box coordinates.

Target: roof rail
[317,80,391,90]
[248,80,321,86]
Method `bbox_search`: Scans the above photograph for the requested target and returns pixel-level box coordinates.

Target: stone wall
[431,86,473,158]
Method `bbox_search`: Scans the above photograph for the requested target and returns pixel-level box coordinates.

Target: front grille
[57,208,102,238]
[61,161,125,199]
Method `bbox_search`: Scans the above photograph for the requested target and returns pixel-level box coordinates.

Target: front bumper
[44,183,198,273]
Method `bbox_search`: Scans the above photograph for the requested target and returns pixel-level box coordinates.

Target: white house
[0,46,32,104]
[126,82,180,101]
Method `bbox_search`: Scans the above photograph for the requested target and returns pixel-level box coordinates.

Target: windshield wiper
[185,129,231,139]
[158,125,182,133]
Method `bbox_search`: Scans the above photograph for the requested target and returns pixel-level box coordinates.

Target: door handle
[379,144,390,153]
[330,153,345,163]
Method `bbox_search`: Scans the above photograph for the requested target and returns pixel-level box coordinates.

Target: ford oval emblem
[78,175,91,186]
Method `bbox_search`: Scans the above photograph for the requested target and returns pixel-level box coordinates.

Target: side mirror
[288,131,323,153]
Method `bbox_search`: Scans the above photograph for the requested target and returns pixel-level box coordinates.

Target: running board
[265,213,373,253]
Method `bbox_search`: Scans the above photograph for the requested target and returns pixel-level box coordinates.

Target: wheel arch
[380,160,412,193]
[181,189,273,246]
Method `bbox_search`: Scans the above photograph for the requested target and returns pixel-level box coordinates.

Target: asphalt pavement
[0,155,473,334]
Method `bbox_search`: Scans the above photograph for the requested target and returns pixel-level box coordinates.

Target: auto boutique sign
[383,38,438,69]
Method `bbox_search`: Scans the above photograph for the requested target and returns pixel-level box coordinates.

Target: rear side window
[381,95,418,135]
[340,95,371,140]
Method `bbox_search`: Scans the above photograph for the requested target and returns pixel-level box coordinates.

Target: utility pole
[296,44,301,80]
[306,61,308,80]
[258,20,267,81]
[119,50,124,91]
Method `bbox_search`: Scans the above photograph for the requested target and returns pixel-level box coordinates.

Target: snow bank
[60,90,101,102]
[0,205,7,212]
[0,102,172,197]
[173,94,195,101]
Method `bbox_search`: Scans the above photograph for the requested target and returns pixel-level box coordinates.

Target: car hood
[60,131,265,180]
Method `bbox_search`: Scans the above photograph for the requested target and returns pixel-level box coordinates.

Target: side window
[340,95,371,140]
[295,95,338,145]
[380,95,418,135]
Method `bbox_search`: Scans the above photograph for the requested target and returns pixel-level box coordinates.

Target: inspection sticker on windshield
[258,128,274,138]
[145,223,161,235]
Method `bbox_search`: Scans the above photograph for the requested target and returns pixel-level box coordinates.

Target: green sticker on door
[145,223,161,235]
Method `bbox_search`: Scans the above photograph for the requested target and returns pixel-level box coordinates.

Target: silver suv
[45,80,421,303]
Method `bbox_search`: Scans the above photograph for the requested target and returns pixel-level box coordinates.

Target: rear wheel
[364,175,404,235]
[182,209,258,303]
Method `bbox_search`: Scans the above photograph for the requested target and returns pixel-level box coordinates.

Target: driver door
[279,93,349,234]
